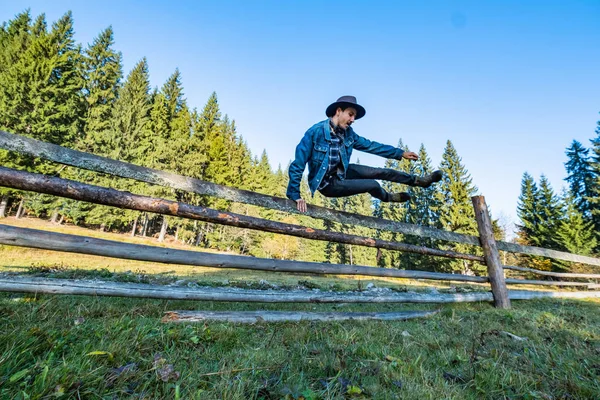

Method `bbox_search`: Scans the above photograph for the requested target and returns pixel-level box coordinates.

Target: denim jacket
[286,119,405,201]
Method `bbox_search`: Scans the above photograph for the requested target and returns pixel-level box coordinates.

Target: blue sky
[2,1,600,233]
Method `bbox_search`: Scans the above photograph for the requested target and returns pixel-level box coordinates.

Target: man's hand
[296,199,307,213]
[402,151,419,161]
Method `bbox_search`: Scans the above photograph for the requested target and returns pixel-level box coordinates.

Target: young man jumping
[286,95,442,213]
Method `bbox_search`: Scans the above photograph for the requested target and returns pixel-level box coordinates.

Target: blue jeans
[319,164,415,202]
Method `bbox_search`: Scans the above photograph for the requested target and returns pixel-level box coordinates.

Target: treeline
[516,120,600,271]
[0,10,501,273]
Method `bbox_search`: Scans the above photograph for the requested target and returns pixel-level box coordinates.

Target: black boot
[387,192,411,203]
[414,170,443,188]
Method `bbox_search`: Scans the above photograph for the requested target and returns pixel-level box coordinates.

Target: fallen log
[162,310,440,323]
[2,276,600,303]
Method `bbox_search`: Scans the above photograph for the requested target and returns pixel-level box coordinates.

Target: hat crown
[337,95,358,104]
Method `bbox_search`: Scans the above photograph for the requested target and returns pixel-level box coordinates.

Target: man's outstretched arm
[286,130,313,212]
[353,133,418,160]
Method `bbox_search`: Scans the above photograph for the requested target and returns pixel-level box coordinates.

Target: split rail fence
[0,130,599,322]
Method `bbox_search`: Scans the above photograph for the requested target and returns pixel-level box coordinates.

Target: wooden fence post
[471,195,511,309]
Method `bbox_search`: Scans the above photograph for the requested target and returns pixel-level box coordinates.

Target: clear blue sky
[2,1,600,233]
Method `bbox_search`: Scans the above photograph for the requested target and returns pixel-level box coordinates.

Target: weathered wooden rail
[0,129,599,318]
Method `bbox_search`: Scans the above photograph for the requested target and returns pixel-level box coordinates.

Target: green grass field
[1,217,599,399]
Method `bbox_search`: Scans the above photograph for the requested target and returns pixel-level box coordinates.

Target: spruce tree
[555,193,597,257]
[588,115,600,231]
[196,92,222,183]
[0,11,84,219]
[402,144,444,271]
[80,26,122,153]
[564,140,595,218]
[374,139,410,268]
[342,188,378,266]
[536,175,563,250]
[109,58,151,162]
[0,11,34,216]
[85,58,151,230]
[516,172,540,246]
[516,173,563,271]
[434,140,479,273]
[60,26,124,226]
[0,10,83,151]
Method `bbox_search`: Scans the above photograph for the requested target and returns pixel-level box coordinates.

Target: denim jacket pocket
[312,143,328,164]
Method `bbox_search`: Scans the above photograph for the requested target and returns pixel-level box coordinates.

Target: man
[286,95,442,213]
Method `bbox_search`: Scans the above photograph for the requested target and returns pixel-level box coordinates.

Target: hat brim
[326,101,366,119]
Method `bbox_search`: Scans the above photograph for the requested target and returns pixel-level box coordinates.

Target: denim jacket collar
[323,119,332,142]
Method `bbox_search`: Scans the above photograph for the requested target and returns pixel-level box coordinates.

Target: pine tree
[564,140,595,218]
[374,140,410,268]
[229,133,253,190]
[434,140,479,273]
[85,58,151,230]
[516,172,541,246]
[588,114,600,232]
[536,175,562,250]
[0,11,84,219]
[0,11,34,216]
[555,193,597,257]
[401,144,444,271]
[109,58,151,162]
[342,189,378,266]
[197,92,222,183]
[0,10,83,151]
[80,26,122,153]
[516,173,563,271]
[59,26,124,226]
[250,150,276,195]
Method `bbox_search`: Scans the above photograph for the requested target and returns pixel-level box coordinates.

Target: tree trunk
[175,225,180,242]
[57,215,64,225]
[131,216,138,237]
[142,214,149,237]
[0,196,8,218]
[50,208,59,223]
[100,223,106,232]
[158,217,168,242]
[349,245,353,265]
[15,198,24,219]
[195,222,203,246]
[376,248,382,265]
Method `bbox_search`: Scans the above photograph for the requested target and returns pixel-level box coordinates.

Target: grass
[1,217,600,398]
[1,292,599,399]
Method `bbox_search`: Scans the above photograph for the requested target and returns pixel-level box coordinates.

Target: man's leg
[345,164,415,184]
[346,164,442,188]
[319,177,409,202]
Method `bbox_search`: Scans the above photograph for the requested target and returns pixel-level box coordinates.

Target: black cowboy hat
[325,95,366,120]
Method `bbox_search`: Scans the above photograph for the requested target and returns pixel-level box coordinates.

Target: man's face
[335,107,357,130]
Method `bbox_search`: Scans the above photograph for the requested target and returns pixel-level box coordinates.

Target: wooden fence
[0,130,599,321]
